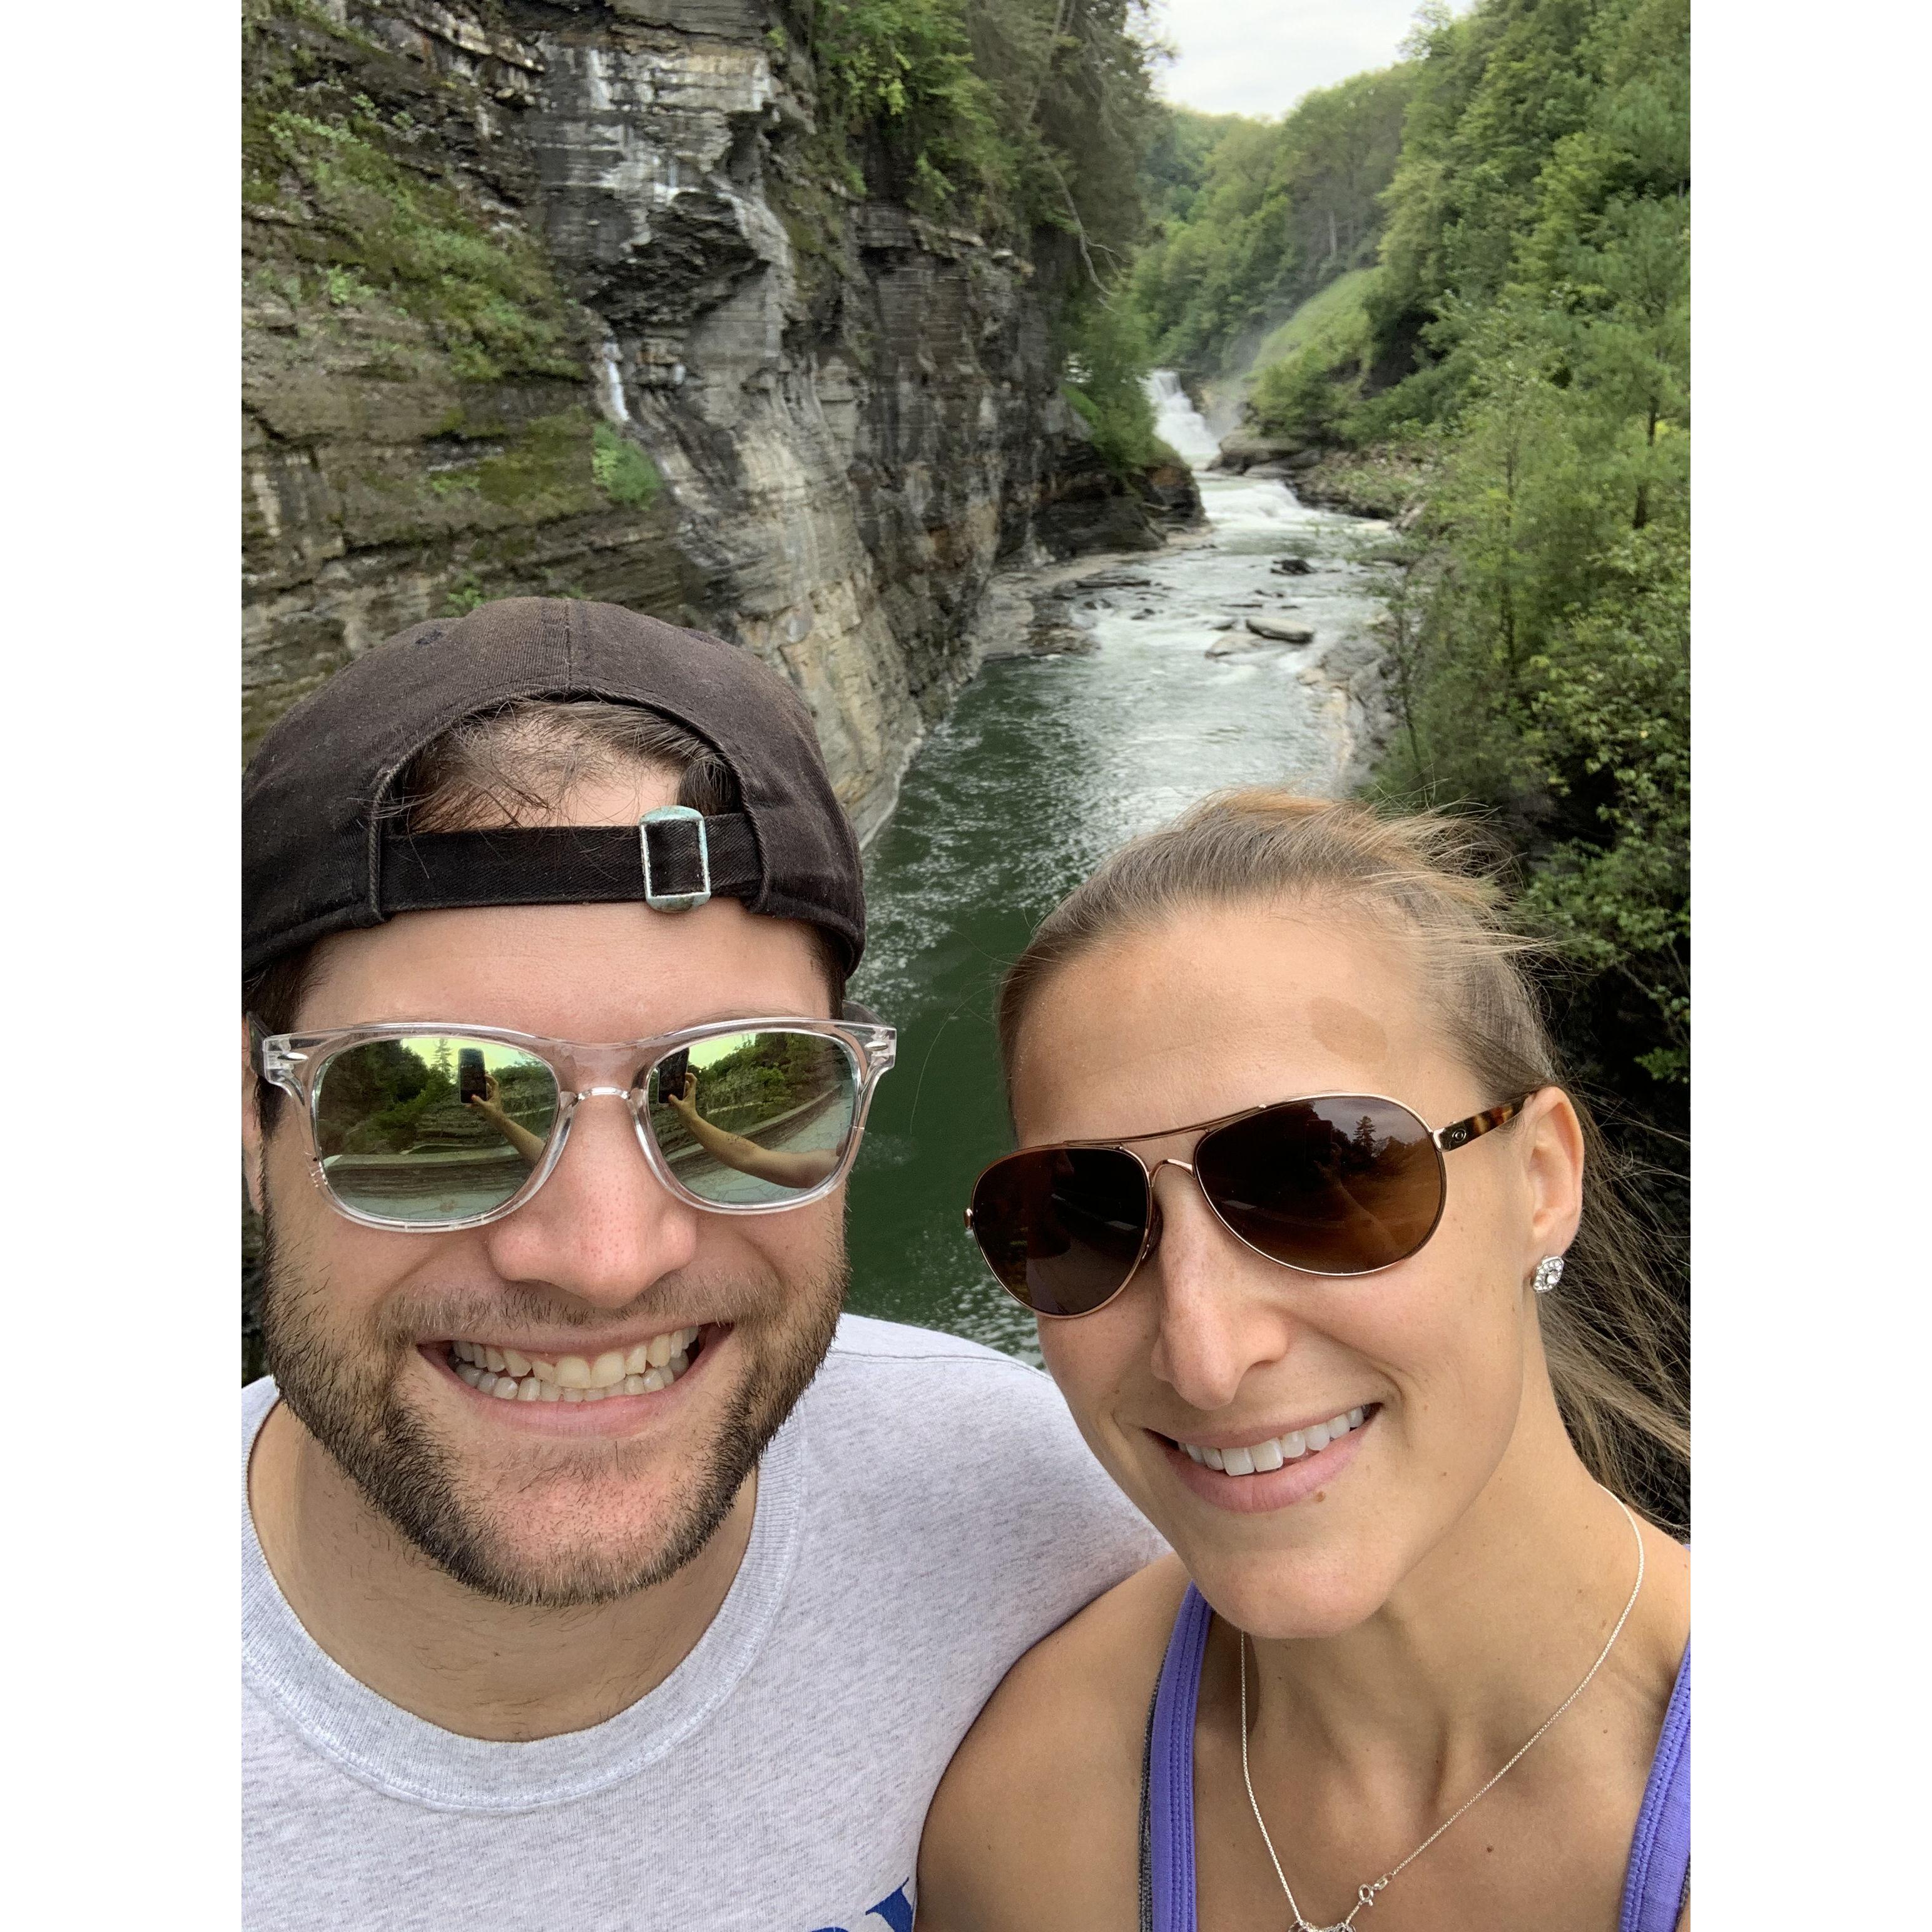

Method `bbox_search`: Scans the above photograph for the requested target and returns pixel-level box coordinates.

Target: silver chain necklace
[1238,1493,1645,1932]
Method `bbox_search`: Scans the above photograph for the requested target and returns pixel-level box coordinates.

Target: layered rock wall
[243,0,1191,831]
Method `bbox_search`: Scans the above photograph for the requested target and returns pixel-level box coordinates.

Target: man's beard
[257,1202,845,1609]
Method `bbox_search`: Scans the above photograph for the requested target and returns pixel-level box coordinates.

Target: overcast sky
[1150,1,1467,119]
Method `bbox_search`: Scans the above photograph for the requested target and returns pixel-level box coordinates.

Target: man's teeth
[447,1329,701,1403]
[1182,1406,1368,1474]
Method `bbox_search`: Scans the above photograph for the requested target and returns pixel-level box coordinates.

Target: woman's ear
[1519,1085,1585,1278]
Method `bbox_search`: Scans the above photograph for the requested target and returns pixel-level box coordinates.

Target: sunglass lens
[970,1147,1151,1316]
[645,1030,860,1206]
[313,1036,559,1224]
[1196,1096,1444,1274]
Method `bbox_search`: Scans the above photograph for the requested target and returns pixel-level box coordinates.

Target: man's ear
[242,1015,267,1215]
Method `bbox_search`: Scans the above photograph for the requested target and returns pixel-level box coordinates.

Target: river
[841,375,1391,1359]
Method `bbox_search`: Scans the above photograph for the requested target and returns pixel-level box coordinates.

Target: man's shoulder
[823,1311,1039,1370]
[802,1314,1142,1518]
[793,1313,1164,1610]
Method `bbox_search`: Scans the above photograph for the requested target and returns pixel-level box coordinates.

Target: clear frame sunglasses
[252,1016,896,1233]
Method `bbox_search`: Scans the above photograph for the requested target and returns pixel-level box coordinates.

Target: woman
[918,791,1689,1931]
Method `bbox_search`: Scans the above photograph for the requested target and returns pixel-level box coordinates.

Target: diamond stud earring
[1532,1254,1565,1294]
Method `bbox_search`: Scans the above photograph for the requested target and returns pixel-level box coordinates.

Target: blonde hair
[996,789,1689,1526]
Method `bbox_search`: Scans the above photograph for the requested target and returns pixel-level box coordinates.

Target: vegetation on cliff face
[787,0,1161,263]
[243,1,588,386]
[783,1,1170,477]
[247,101,585,385]
[1059,294,1164,477]
[241,0,676,706]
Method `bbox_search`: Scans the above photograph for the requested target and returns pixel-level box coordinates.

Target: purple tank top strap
[1144,1583,1213,1932]
[1619,1640,1690,1931]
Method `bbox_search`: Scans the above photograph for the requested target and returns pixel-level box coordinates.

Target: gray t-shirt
[243,1314,1164,1930]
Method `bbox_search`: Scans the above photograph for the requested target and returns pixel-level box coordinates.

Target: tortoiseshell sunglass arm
[1432,1092,1537,1152]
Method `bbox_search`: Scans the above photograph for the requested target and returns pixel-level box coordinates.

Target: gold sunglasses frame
[964,1089,1538,1316]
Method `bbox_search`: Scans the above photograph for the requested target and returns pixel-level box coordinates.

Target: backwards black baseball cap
[243,598,865,983]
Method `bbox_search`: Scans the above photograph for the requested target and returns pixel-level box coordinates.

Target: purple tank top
[1137,1585,1690,1931]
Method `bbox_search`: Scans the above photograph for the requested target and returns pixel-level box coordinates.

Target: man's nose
[481,1091,699,1306]
[1144,1164,1296,1412]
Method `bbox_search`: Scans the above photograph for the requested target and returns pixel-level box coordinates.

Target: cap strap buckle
[639,805,712,912]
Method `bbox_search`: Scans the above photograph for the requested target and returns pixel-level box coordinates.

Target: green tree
[1127,64,1415,377]
[1341,0,1690,1137]
[1061,292,1163,474]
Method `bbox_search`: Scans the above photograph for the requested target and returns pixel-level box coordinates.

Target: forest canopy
[1122,0,1691,1191]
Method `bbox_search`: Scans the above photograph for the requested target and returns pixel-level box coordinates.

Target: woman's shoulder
[916,1553,1194,1931]
[985,1547,1195,1747]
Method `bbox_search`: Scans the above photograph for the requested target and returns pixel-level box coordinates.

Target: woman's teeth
[446,1330,701,1403]
[1181,1406,1369,1475]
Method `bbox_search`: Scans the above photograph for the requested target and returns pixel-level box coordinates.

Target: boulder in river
[1246,617,1314,644]
[1029,624,1099,656]
[1271,556,1314,576]
[1071,570,1156,591]
[1208,616,1236,631]
[1215,430,1304,473]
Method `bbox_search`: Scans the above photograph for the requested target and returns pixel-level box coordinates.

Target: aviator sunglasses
[965,1090,1537,1316]
[252,1017,896,1232]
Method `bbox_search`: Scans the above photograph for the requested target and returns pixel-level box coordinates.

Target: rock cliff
[243,0,1195,833]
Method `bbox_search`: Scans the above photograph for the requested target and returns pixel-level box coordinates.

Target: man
[242,599,1162,1929]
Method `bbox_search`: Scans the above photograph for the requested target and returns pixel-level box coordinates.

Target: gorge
[243,0,1196,835]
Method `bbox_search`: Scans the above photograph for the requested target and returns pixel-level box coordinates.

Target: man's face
[242,772,847,1609]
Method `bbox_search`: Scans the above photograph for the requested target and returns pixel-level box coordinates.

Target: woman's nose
[1144,1164,1295,1412]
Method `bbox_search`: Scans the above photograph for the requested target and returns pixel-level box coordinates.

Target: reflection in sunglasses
[647,1031,855,1204]
[317,1037,560,1221]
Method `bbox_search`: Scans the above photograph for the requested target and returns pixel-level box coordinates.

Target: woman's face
[1011,900,1583,1639]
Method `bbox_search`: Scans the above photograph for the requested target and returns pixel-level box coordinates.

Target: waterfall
[1143,369,1220,467]
[596,340,629,424]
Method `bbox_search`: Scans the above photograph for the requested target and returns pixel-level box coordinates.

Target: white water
[1144,367,1221,466]
[1143,365,1350,542]
[596,340,630,424]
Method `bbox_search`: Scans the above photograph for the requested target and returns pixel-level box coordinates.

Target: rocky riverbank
[1209,434,1431,527]
[1284,445,1431,526]
[958,459,1397,795]
[242,0,1195,835]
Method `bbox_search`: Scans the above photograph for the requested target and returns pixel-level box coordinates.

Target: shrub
[592,425,661,509]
